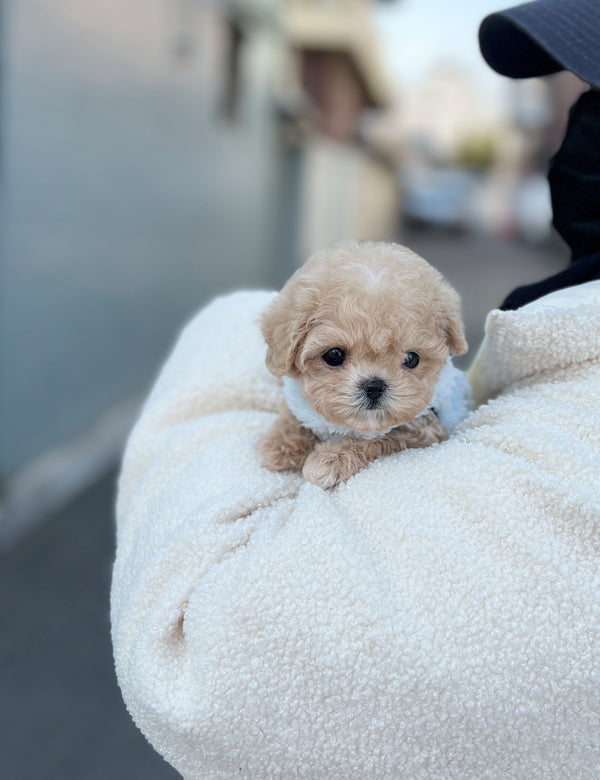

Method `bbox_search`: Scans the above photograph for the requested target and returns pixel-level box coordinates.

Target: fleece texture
[111,282,600,779]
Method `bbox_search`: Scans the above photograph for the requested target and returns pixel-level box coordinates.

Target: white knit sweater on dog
[112,282,600,780]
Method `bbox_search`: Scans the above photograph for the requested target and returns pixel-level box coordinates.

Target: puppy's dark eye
[403,352,420,369]
[322,348,346,367]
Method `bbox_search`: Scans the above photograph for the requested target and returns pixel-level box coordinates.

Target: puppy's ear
[260,280,314,377]
[437,280,468,356]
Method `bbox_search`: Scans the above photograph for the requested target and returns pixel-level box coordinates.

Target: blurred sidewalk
[0,230,568,779]
[0,471,179,780]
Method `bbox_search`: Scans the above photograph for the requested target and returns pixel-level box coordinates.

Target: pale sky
[373,0,513,109]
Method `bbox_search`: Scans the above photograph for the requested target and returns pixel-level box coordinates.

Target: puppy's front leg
[258,407,319,473]
[303,413,447,489]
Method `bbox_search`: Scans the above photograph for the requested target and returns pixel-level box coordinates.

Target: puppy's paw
[258,434,302,472]
[302,447,363,489]
[258,419,318,473]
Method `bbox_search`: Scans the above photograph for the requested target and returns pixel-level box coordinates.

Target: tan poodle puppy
[258,241,469,489]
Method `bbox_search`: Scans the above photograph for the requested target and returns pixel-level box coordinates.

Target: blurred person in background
[479,0,600,309]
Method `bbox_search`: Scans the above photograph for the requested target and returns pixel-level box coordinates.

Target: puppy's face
[261,242,467,435]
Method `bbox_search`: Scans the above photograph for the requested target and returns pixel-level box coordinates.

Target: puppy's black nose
[362,378,387,403]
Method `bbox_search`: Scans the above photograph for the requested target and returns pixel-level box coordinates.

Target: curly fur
[259,241,467,488]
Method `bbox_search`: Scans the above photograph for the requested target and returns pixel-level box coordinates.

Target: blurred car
[513,173,553,243]
[402,167,478,232]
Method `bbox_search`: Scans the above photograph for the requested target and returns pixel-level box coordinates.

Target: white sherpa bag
[111,282,600,780]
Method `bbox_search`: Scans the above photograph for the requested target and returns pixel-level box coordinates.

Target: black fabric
[548,90,600,259]
[500,90,600,310]
[479,12,562,80]
[479,0,600,88]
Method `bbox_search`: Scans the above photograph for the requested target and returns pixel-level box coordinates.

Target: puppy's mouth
[304,376,427,435]
[350,380,427,434]
[351,380,394,433]
[351,408,417,435]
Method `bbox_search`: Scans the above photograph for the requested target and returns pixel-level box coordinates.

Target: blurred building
[397,64,501,233]
[399,63,497,164]
[0,0,282,537]
[477,71,586,240]
[395,57,587,242]
[0,0,398,540]
[278,0,398,260]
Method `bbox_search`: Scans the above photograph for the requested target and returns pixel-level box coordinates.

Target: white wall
[0,0,284,483]
[298,136,397,259]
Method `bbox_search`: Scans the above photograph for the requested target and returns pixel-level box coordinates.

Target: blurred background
[0,0,585,777]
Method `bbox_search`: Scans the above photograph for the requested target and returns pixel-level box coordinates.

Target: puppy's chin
[307,391,430,435]
[347,409,423,435]
[349,414,393,435]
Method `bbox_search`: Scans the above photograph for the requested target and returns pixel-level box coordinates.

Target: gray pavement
[0,229,570,779]
[0,471,180,780]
